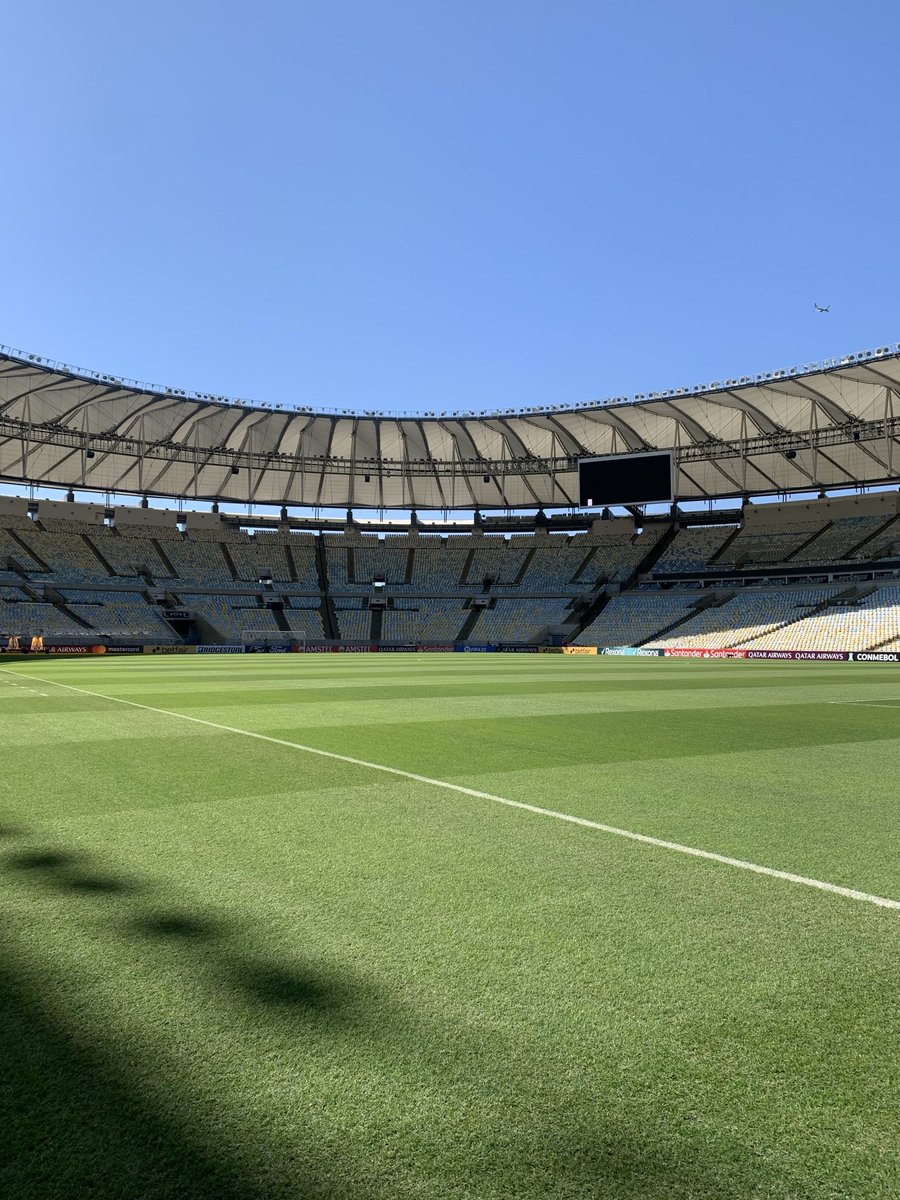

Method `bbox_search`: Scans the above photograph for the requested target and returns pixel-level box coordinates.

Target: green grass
[0,654,898,1199]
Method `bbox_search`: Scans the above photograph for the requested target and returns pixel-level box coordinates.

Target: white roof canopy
[2,343,900,509]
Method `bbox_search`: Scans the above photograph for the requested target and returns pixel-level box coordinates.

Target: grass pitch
[1,654,898,1199]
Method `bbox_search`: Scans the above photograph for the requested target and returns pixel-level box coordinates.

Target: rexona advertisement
[601,647,663,657]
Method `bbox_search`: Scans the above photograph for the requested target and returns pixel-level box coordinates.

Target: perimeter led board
[578,451,673,507]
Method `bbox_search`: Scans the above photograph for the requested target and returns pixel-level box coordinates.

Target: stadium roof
[2,342,900,510]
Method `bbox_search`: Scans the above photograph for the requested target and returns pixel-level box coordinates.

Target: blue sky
[1,0,897,417]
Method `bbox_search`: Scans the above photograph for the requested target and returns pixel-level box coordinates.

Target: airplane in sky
[814,303,831,313]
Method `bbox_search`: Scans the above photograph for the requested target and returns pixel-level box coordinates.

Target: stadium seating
[646,588,838,649]
[473,596,575,643]
[739,587,900,651]
[790,515,887,564]
[574,591,704,646]
[380,600,469,644]
[653,525,736,574]
[4,500,900,651]
[712,521,828,568]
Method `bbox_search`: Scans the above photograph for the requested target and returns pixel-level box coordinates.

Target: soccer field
[1,654,898,1200]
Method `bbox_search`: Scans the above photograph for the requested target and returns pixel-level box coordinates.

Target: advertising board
[745,650,850,661]
[662,648,748,658]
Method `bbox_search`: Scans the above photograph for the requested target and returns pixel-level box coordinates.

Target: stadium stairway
[370,606,383,642]
[44,588,96,630]
[846,514,900,559]
[82,533,117,576]
[272,604,292,634]
[636,589,736,646]
[627,522,678,586]
[219,542,239,581]
[511,547,536,585]
[152,538,178,578]
[705,523,743,566]
[783,520,834,562]
[456,602,485,642]
[283,543,299,582]
[568,545,599,585]
[567,588,612,641]
[8,528,52,573]
[314,537,339,639]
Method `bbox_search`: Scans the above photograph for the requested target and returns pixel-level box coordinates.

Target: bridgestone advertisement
[196,645,244,653]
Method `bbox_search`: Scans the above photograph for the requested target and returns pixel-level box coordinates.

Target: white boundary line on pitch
[3,666,899,912]
[829,700,900,709]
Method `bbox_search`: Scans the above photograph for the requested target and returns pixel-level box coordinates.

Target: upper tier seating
[349,538,411,587]
[515,535,597,589]
[653,525,736,574]
[712,521,828,568]
[790,515,888,564]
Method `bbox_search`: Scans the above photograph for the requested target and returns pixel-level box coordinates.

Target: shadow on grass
[0,827,794,1199]
[8,848,141,896]
[0,959,261,1200]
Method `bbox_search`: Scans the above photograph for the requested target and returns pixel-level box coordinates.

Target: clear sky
[1,0,897,417]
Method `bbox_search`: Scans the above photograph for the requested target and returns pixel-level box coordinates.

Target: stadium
[4,342,900,657]
[2,341,899,1198]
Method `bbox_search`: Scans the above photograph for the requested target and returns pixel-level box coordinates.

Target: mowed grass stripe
[5,666,899,911]
[4,656,900,1199]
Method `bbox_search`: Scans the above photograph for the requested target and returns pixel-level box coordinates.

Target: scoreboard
[578,451,673,508]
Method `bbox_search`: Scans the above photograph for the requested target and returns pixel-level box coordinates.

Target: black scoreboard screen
[578,451,673,507]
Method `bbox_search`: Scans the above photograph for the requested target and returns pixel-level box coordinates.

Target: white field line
[3,667,899,912]
[829,700,900,709]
